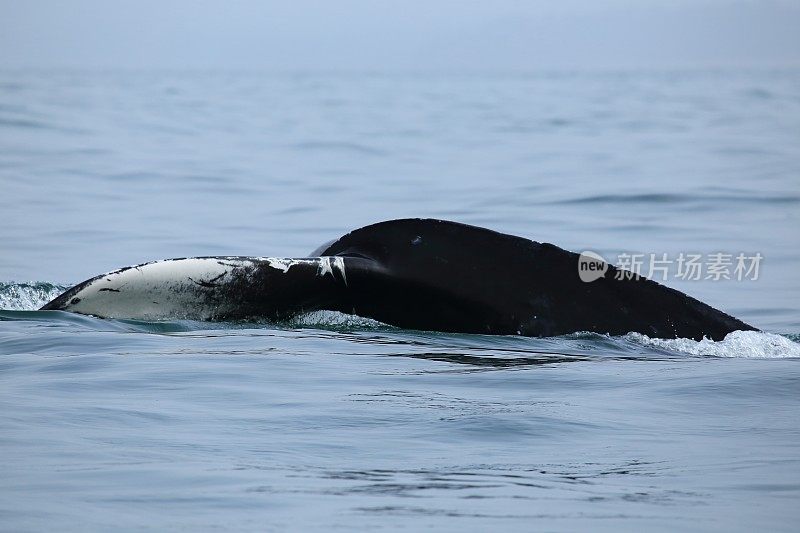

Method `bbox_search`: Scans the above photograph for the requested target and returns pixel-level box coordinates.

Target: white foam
[0,282,67,311]
[626,330,800,358]
[293,310,388,329]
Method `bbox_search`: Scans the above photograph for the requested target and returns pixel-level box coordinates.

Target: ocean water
[1,69,799,531]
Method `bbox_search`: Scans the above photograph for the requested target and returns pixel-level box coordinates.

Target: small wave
[0,117,51,130]
[743,87,773,99]
[292,310,391,331]
[554,192,800,206]
[0,282,67,311]
[626,330,800,358]
[290,141,386,156]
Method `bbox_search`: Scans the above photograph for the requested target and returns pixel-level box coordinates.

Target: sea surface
[1,69,799,531]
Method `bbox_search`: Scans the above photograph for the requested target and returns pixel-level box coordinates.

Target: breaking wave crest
[626,330,800,359]
[0,282,67,311]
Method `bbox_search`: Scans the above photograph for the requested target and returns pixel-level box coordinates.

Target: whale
[41,218,756,340]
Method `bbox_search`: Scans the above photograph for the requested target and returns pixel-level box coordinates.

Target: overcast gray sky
[1,0,798,70]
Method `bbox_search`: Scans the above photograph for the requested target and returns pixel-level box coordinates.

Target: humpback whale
[41,218,756,340]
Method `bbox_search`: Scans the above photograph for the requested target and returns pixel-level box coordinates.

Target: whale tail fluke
[41,218,756,340]
[315,219,756,340]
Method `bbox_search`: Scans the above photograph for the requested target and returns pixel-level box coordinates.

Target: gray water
[1,69,799,531]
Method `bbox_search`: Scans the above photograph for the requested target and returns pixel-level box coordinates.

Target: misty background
[1,0,799,71]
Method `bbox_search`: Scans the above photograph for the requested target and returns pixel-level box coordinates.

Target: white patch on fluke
[316,256,347,285]
[626,330,800,359]
[266,258,292,273]
[334,256,347,286]
[55,256,350,320]
[263,257,324,273]
[61,258,246,320]
[318,257,333,277]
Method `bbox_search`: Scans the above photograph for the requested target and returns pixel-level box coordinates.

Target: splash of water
[0,282,67,311]
[626,330,800,359]
[292,310,390,330]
